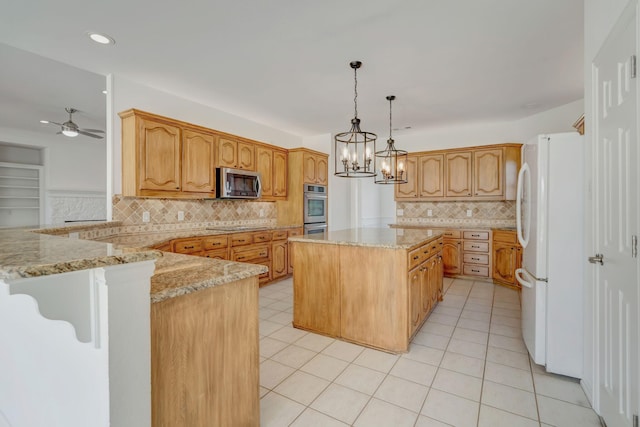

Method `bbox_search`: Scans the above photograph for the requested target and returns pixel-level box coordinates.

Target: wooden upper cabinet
[238,141,255,170]
[419,154,444,198]
[395,144,521,202]
[303,152,328,185]
[474,148,503,197]
[256,146,273,196]
[445,151,472,198]
[316,156,328,185]
[395,155,419,199]
[182,129,216,194]
[218,138,255,170]
[139,117,182,192]
[273,150,287,197]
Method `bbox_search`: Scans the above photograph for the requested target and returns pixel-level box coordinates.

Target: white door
[593,2,640,426]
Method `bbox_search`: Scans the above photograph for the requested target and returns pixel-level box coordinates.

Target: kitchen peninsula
[289,227,444,353]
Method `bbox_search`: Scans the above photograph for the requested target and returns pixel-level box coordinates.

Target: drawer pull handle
[472,269,480,272]
[237,239,245,243]
[471,234,480,237]
[184,245,195,249]
[237,256,246,260]
[472,245,480,248]
[413,255,420,260]
[472,257,480,261]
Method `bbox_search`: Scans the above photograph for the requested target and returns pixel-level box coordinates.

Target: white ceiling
[0,0,583,138]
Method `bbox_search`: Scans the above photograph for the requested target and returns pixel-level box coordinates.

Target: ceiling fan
[41,107,105,139]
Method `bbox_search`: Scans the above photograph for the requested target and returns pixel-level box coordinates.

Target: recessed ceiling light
[40,120,49,124]
[87,32,115,45]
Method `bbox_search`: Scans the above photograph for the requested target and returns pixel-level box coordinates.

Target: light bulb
[62,129,79,137]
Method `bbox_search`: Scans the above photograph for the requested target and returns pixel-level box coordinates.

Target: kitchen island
[289,227,444,353]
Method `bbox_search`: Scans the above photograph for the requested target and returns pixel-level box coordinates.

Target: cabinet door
[139,118,181,191]
[182,130,216,194]
[474,148,503,197]
[436,255,444,301]
[271,241,288,279]
[492,242,517,285]
[218,138,237,168]
[273,150,287,197]
[237,141,255,170]
[256,147,273,196]
[419,154,444,198]
[442,239,462,276]
[395,155,419,199]
[428,257,440,307]
[316,155,328,185]
[409,267,422,336]
[303,153,317,184]
[420,262,431,315]
[445,152,472,198]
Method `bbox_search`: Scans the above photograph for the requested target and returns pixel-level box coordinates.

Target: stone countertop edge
[288,228,444,251]
[389,223,516,231]
[150,252,268,304]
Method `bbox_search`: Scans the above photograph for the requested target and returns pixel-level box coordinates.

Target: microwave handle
[254,177,261,195]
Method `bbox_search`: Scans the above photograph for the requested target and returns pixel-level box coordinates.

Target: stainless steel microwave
[216,168,262,199]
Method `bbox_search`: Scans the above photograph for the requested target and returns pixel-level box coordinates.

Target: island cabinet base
[151,277,259,427]
[292,236,443,354]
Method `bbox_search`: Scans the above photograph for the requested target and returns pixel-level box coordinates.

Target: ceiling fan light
[39,120,49,124]
[62,128,79,137]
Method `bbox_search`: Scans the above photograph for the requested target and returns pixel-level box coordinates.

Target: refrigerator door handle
[516,163,531,248]
[515,268,533,288]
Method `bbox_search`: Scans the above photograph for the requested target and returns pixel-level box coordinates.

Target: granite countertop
[288,227,443,250]
[389,223,516,231]
[0,228,161,281]
[150,252,267,303]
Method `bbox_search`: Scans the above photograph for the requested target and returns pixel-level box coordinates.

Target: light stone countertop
[288,227,444,251]
[3,223,300,302]
[389,223,517,231]
[0,228,161,281]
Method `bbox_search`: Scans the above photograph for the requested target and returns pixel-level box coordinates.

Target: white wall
[582,0,630,410]
[0,127,106,192]
[111,75,304,195]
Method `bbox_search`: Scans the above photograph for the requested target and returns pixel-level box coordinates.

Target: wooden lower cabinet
[293,237,443,353]
[151,276,259,427]
[271,240,288,279]
[492,229,522,288]
[442,238,462,276]
[292,242,341,336]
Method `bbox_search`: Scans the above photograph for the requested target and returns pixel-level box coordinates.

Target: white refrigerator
[515,132,584,379]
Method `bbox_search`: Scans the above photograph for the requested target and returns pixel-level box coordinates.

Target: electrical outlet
[178,211,184,221]
[427,209,433,217]
[466,209,473,217]
[142,211,150,223]
[397,209,404,217]
[259,209,265,218]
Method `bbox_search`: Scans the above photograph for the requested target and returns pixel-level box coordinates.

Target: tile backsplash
[396,201,516,228]
[112,195,277,226]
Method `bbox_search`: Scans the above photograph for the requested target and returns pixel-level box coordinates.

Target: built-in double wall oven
[303,184,327,234]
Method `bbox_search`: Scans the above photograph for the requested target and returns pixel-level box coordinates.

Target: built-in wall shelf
[0,163,44,228]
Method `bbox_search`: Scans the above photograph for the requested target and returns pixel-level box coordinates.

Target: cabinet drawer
[256,260,271,284]
[493,229,517,244]
[202,236,228,250]
[203,248,229,260]
[463,241,489,252]
[232,245,270,262]
[463,231,489,240]
[288,228,303,237]
[408,247,425,270]
[442,229,461,239]
[463,264,490,277]
[172,238,203,254]
[253,231,272,243]
[230,233,253,246]
[463,253,489,265]
[273,230,288,240]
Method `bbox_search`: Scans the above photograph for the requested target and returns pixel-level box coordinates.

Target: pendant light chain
[353,66,358,120]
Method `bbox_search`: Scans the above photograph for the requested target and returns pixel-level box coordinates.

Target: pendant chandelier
[334,61,377,178]
[375,95,408,184]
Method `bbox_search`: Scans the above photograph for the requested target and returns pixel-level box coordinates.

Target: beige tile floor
[258,277,602,427]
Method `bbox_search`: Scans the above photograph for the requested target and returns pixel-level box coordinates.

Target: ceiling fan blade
[77,130,104,139]
[47,121,64,126]
[79,128,105,133]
